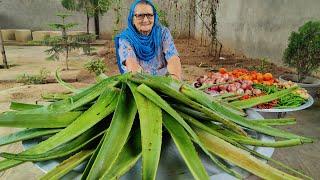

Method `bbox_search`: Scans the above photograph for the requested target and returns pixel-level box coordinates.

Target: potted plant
[280,20,320,98]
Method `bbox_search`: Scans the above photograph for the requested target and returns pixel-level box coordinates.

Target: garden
[0,0,320,180]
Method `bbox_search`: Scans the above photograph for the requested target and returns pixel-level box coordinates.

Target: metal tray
[250,96,314,118]
[23,110,274,180]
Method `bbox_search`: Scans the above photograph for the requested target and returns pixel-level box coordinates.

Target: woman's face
[133,3,154,35]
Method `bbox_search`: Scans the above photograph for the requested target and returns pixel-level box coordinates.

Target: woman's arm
[125,58,143,73]
[117,38,142,73]
[161,27,182,80]
[167,55,182,80]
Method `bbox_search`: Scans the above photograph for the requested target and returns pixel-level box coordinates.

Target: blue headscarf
[115,0,162,74]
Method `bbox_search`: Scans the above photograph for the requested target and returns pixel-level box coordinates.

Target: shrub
[283,21,320,82]
[84,58,106,76]
[16,68,50,84]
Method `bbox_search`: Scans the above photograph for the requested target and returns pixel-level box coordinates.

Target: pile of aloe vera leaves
[0,73,314,180]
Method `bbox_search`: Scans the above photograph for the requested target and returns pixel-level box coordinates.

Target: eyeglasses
[134,13,154,20]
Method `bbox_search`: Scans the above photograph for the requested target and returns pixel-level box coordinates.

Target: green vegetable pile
[0,73,314,180]
[253,84,307,108]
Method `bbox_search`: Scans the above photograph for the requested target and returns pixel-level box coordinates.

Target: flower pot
[279,74,320,99]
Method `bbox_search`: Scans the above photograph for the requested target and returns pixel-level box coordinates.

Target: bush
[84,58,106,76]
[283,21,320,82]
[16,68,50,84]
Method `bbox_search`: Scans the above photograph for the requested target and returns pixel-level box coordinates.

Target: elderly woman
[114,0,182,80]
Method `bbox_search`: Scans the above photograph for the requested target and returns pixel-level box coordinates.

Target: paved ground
[0,46,319,179]
[0,46,95,82]
[272,101,320,179]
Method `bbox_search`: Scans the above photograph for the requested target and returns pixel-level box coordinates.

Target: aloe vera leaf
[218,100,246,116]
[40,150,94,180]
[238,144,313,180]
[100,129,142,180]
[222,95,242,102]
[136,84,241,178]
[27,88,118,155]
[232,137,302,147]
[81,131,106,180]
[55,68,81,93]
[181,112,310,179]
[0,122,107,172]
[136,84,197,141]
[202,118,305,147]
[0,159,23,172]
[87,84,137,179]
[26,76,118,114]
[46,79,119,113]
[128,82,162,180]
[131,74,246,117]
[180,84,312,142]
[130,74,246,136]
[0,111,82,128]
[41,92,70,101]
[197,90,245,117]
[96,73,109,82]
[162,113,209,180]
[9,102,43,111]
[213,92,237,99]
[0,89,116,172]
[0,129,105,161]
[181,111,303,148]
[0,128,61,147]
[172,104,213,121]
[230,86,298,109]
[179,112,240,144]
[253,118,296,126]
[196,128,301,180]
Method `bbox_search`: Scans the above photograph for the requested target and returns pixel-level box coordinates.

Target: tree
[283,21,320,82]
[0,27,9,69]
[195,0,222,59]
[61,0,113,39]
[0,0,8,69]
[35,13,95,70]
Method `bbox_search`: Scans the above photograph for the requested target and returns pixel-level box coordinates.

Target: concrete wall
[0,0,194,39]
[211,0,320,63]
[4,0,319,63]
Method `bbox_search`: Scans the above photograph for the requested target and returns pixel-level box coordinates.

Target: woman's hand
[167,56,182,80]
[126,58,143,73]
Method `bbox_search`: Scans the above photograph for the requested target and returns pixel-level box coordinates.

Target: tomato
[241,94,250,100]
[263,73,273,81]
[256,73,264,82]
[219,68,227,74]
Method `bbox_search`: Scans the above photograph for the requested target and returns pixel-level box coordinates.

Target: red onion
[241,83,248,90]
[235,82,241,89]
[219,84,227,91]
